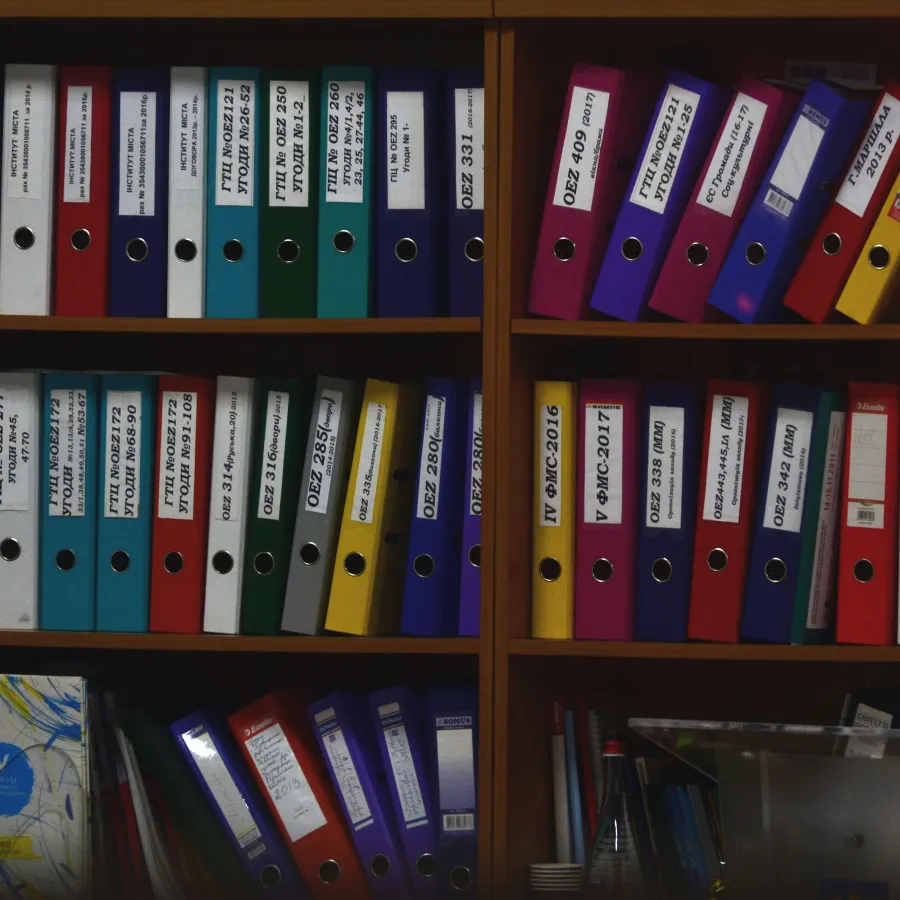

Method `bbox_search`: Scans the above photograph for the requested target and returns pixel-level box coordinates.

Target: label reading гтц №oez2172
[469,391,483,517]
[416,394,446,520]
[64,85,92,204]
[7,74,50,201]
[455,87,484,212]
[702,394,749,524]
[216,80,255,208]
[0,382,34,512]
[351,401,386,524]
[305,389,343,515]
[764,104,827,218]
[48,389,87,517]
[325,80,365,204]
[583,403,623,525]
[552,86,610,213]
[645,405,685,530]
[157,391,197,521]
[171,71,205,194]
[269,80,309,208]
[540,405,562,527]
[104,390,142,520]
[118,91,157,217]
[257,391,289,522]
[762,407,814,534]
[386,91,425,211]
[211,384,252,523]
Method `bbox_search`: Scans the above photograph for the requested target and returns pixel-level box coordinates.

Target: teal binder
[317,67,374,318]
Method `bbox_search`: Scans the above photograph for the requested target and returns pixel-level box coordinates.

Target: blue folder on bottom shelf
[171,711,306,899]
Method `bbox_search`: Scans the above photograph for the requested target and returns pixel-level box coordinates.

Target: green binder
[790,390,846,645]
[260,69,320,317]
[241,377,314,634]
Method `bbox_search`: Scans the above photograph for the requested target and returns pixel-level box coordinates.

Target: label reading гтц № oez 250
[702,394,749,524]
[305,390,343,515]
[216,80,255,208]
[7,74,50,201]
[540,405,562,527]
[118,92,157,217]
[762,407,814,533]
[104,390,142,520]
[416,394,446,520]
[313,707,374,829]
[269,80,309,208]
[351,401,386,524]
[325,80,365,204]
[455,87,484,211]
[157,391,197,521]
[48,389,87,517]
[764,104,827,218]
[211,384,252,523]
[469,391,483,517]
[171,71,205,194]
[386,91,425,210]
[257,391,289,522]
[64,85,92,204]
[583,403,623,525]
[645,405,685,530]
[552,86,610,213]
[0,382,34,512]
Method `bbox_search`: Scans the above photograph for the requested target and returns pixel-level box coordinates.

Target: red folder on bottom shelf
[229,690,372,900]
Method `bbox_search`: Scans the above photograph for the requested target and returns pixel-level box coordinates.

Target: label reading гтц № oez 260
[305,390,343,515]
[269,80,309,208]
[171,71,205,194]
[540,405,562,527]
[157,391,197,521]
[48,389,87,517]
[257,391,289,522]
[351,401,386,524]
[7,73,50,201]
[469,391,483,517]
[386,91,425,210]
[455,87,484,212]
[325,80,365,204]
[645,405,685,530]
[104,390,142,519]
[416,394,446,520]
[583,403,622,525]
[216,79,255,208]
[0,381,34,512]
[702,394,749,524]
[762,407,814,534]
[211,383,252,523]
[552,86,610,213]
[764,104,827,218]
[118,91,157,217]
[64,85,92,204]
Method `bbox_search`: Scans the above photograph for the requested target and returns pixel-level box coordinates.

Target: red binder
[687,380,766,643]
[836,382,899,646]
[649,75,797,323]
[229,691,371,900]
[784,83,900,324]
[574,379,640,640]
[149,375,215,633]
[55,66,112,316]
[527,65,659,321]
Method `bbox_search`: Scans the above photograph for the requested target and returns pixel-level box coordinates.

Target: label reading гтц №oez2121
[104,390,142,520]
[313,707,374,829]
[305,389,344,515]
[171,71,205,194]
[216,80,255,208]
[540,404,562,527]
[325,80,365,205]
[645,405,685,531]
[416,394,446,521]
[764,104,828,218]
[583,403,623,525]
[630,83,701,215]
[702,394,750,524]
[211,384,252,523]
[455,87,484,211]
[257,391,289,522]
[7,74,50,201]
[0,382,34,512]
[118,91,157,217]
[552,86,610,213]
[64,85,92,204]
[157,391,197,521]
[48,389,87,517]
[386,91,425,211]
[469,391,483,517]
[351,401,386,524]
[268,80,309,208]
[762,407,814,534]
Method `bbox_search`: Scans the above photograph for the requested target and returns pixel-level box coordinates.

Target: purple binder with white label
[458,378,483,636]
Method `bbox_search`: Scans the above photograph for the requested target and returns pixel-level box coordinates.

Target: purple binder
[589,71,728,322]
[458,378,483,636]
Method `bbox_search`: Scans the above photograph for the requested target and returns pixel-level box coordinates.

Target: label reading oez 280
[416,395,446,520]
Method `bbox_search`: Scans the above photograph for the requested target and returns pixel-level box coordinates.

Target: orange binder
[836,382,899,646]
[229,690,371,900]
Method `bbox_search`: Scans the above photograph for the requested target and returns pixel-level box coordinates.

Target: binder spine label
[552,86,610,213]
[0,383,33,512]
[171,72,205,193]
[257,391,290,522]
[64,85,92,204]
[469,391,483,517]
[645,405,685,530]
[416,394,446,520]
[158,391,197,521]
[325,80,365,204]
[118,91,157,217]
[762,407,814,533]
[695,92,768,218]
[48,389,87,518]
[268,80,309,209]
[702,393,750,524]
[583,402,623,525]
[351,401,386,524]
[104,390,142,519]
[539,404,562,527]
[6,73,50,201]
[386,91,425,211]
[313,707,374,829]
[215,79,255,207]
[211,383,252,523]
[835,93,900,217]
[845,702,892,759]
[377,702,428,827]
[630,83,701,215]
[846,408,888,529]
[765,104,828,218]
[305,389,343,515]
[455,87,484,212]
[435,716,476,834]
[243,720,328,842]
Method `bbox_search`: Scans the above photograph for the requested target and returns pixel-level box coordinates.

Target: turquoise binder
[206,67,262,318]
[317,66,374,318]
[40,373,100,631]
[96,374,157,633]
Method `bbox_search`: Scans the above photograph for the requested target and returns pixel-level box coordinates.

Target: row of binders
[533,378,900,646]
[0,64,484,319]
[528,65,900,325]
[0,372,482,636]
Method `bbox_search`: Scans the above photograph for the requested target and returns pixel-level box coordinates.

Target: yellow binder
[836,171,900,324]
[325,378,422,636]
[532,381,577,639]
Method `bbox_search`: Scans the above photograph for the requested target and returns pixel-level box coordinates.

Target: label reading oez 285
[305,390,343,515]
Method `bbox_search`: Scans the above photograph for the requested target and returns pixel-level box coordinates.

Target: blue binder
[634,382,702,642]
[40,374,100,631]
[110,68,170,317]
[96,374,156,633]
[741,382,821,643]
[708,80,872,323]
[563,710,585,866]
[401,377,468,637]
[206,68,261,318]
[376,68,442,317]
[171,710,306,899]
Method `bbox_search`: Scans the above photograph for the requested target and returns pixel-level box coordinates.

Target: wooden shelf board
[495,0,900,16]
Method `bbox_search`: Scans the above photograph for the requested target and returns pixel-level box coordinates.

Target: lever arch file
[458,378,483,636]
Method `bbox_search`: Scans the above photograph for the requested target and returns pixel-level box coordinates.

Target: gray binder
[281,376,362,634]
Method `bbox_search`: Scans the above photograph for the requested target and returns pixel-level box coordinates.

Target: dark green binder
[260,69,320,318]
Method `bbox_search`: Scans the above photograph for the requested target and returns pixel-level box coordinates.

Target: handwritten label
[211,381,252,523]
[313,707,373,829]
[469,391,483,517]
[583,403,623,525]
[702,394,750,524]
[6,72,50,201]
[765,105,827,218]
[118,91,156,216]
[455,87,484,211]
[386,91,425,210]
[47,389,87,518]
[762,407,814,533]
[269,80,309,208]
[257,391,289,522]
[645,405,685,530]
[104,390,141,520]
[171,69,205,193]
[416,395,446,520]
[351,401,386,524]
[64,85,92,203]
[325,80,365,204]
[553,86,610,212]
[540,404,562,527]
[0,381,33,512]
[157,391,197,520]
[377,702,428,827]
[305,389,343,515]
[846,407,888,529]
[216,79,255,207]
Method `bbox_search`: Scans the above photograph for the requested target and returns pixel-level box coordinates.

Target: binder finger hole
[651,557,672,583]
[277,238,300,264]
[0,539,20,562]
[333,230,355,254]
[13,227,34,251]
[223,239,244,262]
[764,557,787,583]
[212,550,234,575]
[110,551,130,574]
[413,554,435,578]
[468,544,481,568]
[344,552,366,577]
[621,237,642,261]
[592,558,613,583]
[416,854,437,877]
[450,865,473,892]
[318,860,341,884]
[126,237,148,262]
[395,237,418,263]
[299,542,320,566]
[56,549,76,572]
[175,238,197,262]
[854,558,875,583]
[259,865,282,889]
[538,556,561,583]
[253,551,275,576]
[164,551,184,574]
[71,228,91,252]
[707,548,728,573]
[370,854,391,878]
[822,232,842,256]
[745,242,766,266]
[686,242,709,267]
[869,244,891,270]
[464,237,484,262]
[553,237,575,262]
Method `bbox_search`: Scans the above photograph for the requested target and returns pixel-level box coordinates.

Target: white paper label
[244,722,327,843]
[785,60,878,91]
[257,391,289,522]
[211,384,252,523]
[540,404,563,527]
[64,86,92,203]
[766,105,827,218]
[386,91,425,210]
[469,391,483,517]
[216,79,255,207]
[104,391,141,520]
[630,83,701,215]
[325,80,366,204]
[6,74,50,201]
[846,702,893,759]
[118,91,157,216]
[695,93,768,218]
[157,390,197,520]
[171,72,205,193]
[416,395,446,520]
[48,389,87,518]
[702,394,750,524]
[269,80,309,208]
[645,406,685,530]
[762,407,814,533]
[313,709,373,829]
[305,389,343,515]
[435,721,476,831]
[552,86,610,212]
[351,401,386,524]
[807,410,846,630]
[583,403,623,525]
[455,87,484,212]
[0,383,33,512]
[846,409,888,529]
[183,730,263,849]
[377,703,428,827]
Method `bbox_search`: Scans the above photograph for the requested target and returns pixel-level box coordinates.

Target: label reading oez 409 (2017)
[552,87,610,213]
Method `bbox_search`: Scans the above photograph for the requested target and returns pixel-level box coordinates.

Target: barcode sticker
[443,813,475,832]
[763,188,794,218]
[768,106,827,213]
[847,408,887,529]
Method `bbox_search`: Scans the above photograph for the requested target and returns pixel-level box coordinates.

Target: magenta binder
[458,378,483,636]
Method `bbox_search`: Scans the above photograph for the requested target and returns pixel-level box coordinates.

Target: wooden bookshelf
[494,0,900,17]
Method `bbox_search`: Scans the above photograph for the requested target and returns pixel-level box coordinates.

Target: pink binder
[648,75,798,323]
[527,65,660,321]
[574,379,640,640]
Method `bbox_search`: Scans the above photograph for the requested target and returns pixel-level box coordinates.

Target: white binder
[167,66,207,318]
[0,373,41,628]
[0,66,57,315]
[203,376,255,634]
